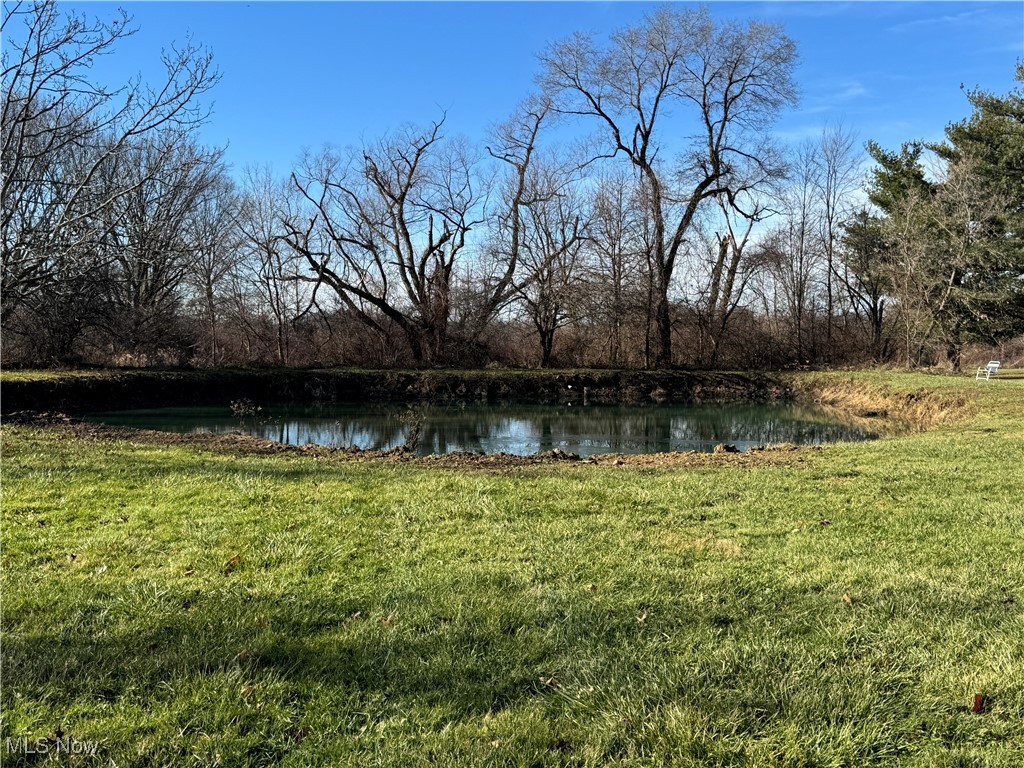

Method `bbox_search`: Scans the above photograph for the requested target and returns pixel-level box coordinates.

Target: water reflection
[86,402,873,456]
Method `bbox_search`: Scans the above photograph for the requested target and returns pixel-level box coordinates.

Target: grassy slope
[2,372,1022,767]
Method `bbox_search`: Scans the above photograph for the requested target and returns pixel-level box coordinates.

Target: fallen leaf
[842,593,853,604]
[971,693,985,713]
[224,555,241,575]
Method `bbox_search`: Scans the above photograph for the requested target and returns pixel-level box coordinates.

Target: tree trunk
[871,300,886,363]
[206,284,218,365]
[946,339,962,372]
[539,328,555,368]
[654,267,673,368]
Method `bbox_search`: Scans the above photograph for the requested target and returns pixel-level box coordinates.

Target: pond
[83,402,874,457]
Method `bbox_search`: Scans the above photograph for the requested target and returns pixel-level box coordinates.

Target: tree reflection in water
[87,402,874,456]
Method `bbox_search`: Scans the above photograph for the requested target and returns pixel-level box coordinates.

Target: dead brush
[230,399,262,417]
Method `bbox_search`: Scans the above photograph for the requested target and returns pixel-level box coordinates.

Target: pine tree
[861,67,1024,368]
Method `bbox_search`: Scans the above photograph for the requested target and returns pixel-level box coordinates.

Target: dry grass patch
[792,373,974,431]
[658,533,745,558]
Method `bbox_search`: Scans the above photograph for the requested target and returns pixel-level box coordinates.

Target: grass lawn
[0,369,117,383]
[2,371,1022,766]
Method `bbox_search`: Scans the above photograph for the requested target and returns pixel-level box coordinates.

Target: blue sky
[20,1,1024,177]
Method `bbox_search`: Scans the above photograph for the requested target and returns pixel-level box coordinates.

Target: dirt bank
[2,411,815,472]
[1,370,971,469]
[787,373,972,432]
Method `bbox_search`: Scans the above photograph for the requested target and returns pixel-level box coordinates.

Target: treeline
[3,2,1022,370]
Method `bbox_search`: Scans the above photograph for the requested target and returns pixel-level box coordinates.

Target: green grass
[0,369,118,382]
[2,372,1022,766]
[0,366,600,383]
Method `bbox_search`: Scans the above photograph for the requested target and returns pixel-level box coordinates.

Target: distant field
[2,371,1022,766]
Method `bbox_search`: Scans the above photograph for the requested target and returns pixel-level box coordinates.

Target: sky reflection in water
[86,403,874,457]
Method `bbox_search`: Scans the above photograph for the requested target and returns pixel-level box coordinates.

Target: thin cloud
[838,81,868,100]
[757,2,860,21]
[773,124,830,143]
[978,41,1024,56]
[885,9,985,34]
[799,79,868,116]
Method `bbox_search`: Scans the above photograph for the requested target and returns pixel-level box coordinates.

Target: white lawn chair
[976,361,1000,380]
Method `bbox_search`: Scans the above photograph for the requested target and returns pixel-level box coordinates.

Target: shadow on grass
[4,558,1022,766]
[2,587,594,719]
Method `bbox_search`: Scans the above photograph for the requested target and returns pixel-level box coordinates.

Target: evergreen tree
[862,67,1024,367]
[932,63,1024,347]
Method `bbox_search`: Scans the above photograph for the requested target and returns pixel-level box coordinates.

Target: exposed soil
[3,411,814,472]
[788,374,973,432]
[1,369,968,471]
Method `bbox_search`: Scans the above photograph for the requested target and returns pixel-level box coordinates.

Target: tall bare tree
[811,122,862,345]
[234,167,312,365]
[540,5,796,366]
[587,171,651,367]
[882,154,1012,369]
[95,134,223,358]
[751,142,826,363]
[284,120,482,365]
[471,97,551,332]
[1,0,217,318]
[512,166,588,367]
[185,171,239,365]
[695,190,770,367]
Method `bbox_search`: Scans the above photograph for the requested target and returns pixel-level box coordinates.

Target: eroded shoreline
[2,369,969,469]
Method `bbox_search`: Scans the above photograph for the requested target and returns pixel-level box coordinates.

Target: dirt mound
[4,413,808,472]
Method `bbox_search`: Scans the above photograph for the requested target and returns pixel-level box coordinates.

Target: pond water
[84,402,873,457]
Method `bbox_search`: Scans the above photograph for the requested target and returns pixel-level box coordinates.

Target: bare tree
[471,97,551,331]
[751,142,826,364]
[512,167,588,366]
[1,0,217,318]
[284,120,483,365]
[540,5,797,366]
[95,134,223,359]
[234,167,314,365]
[811,122,862,345]
[586,170,653,367]
[695,190,770,367]
[884,154,1010,369]
[185,171,239,365]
